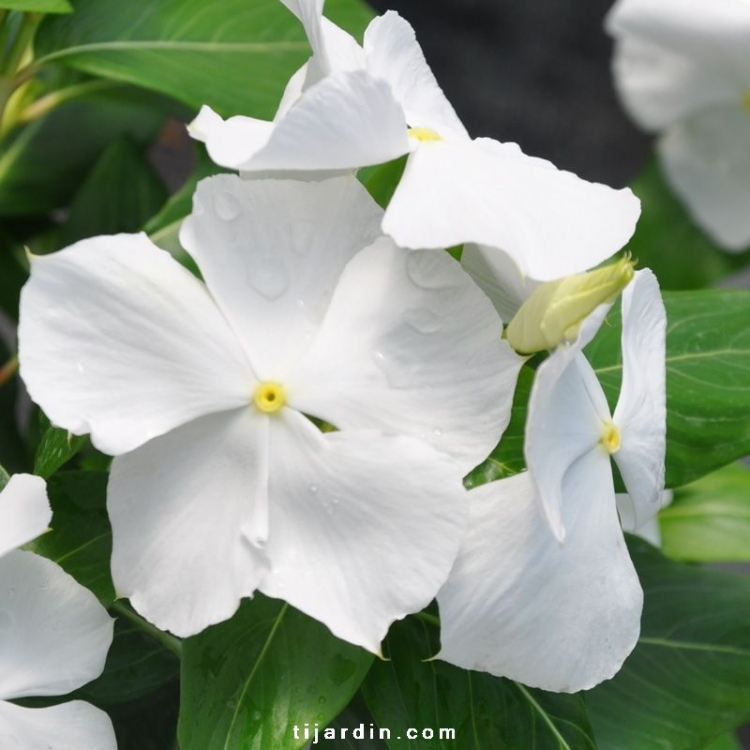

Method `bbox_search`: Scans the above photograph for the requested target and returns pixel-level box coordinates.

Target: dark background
[367,0,651,189]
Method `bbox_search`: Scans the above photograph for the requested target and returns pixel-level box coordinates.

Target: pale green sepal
[505,256,635,354]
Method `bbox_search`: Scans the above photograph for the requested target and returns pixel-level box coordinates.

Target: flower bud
[505,256,635,354]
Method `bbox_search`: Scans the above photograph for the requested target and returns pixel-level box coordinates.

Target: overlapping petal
[0,550,113,700]
[180,175,384,377]
[290,240,524,474]
[19,233,253,456]
[659,106,750,251]
[259,410,467,653]
[613,270,667,525]
[363,11,467,137]
[0,700,116,750]
[108,409,270,638]
[437,467,642,692]
[382,138,641,280]
[0,474,50,559]
[191,71,409,174]
[524,306,614,539]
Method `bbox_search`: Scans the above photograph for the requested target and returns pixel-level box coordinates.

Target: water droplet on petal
[309,484,318,494]
[405,249,455,290]
[432,427,443,437]
[403,308,441,334]
[213,191,242,221]
[290,219,316,256]
[371,350,413,389]
[248,257,290,301]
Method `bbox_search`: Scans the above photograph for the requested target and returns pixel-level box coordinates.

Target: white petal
[0,700,116,750]
[383,138,641,280]
[606,0,750,68]
[461,243,540,322]
[658,106,750,251]
[610,35,740,131]
[613,270,667,526]
[260,410,467,653]
[19,233,252,456]
[0,550,113,700]
[291,242,524,474]
[438,464,642,692]
[526,342,612,541]
[108,409,270,638]
[180,175,384,378]
[188,105,275,171]
[253,70,409,173]
[0,475,51,559]
[616,490,672,546]
[364,11,467,138]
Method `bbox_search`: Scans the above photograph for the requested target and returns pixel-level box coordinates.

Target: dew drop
[405,249,455,290]
[248,257,290,301]
[213,191,242,221]
[432,427,443,437]
[309,484,318,494]
[318,696,327,705]
[289,219,316,256]
[403,308,441,334]
[371,350,413,389]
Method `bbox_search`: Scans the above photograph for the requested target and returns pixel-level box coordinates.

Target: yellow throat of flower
[254,382,286,414]
[408,127,442,142]
[600,421,621,455]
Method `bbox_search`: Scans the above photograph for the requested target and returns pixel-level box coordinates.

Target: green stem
[0,354,18,388]
[16,78,124,125]
[111,601,183,658]
[3,12,41,76]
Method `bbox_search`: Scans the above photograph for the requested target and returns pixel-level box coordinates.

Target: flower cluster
[15,2,667,734]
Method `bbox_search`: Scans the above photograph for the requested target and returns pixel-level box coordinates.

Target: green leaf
[0,87,165,216]
[358,157,407,210]
[586,537,750,750]
[35,0,374,118]
[76,615,180,706]
[659,463,750,563]
[626,161,750,291]
[0,0,71,12]
[179,594,374,750]
[58,136,167,246]
[701,734,742,750]
[464,365,532,488]
[362,617,596,750]
[28,470,115,605]
[585,289,750,488]
[0,462,9,490]
[34,418,87,478]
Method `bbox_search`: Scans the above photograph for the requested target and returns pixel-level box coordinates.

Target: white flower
[191,2,640,281]
[607,0,750,251]
[19,175,523,651]
[437,270,666,692]
[0,475,115,750]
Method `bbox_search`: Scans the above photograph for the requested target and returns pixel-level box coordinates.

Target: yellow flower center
[600,421,621,454]
[254,382,286,414]
[408,127,442,142]
[743,91,750,114]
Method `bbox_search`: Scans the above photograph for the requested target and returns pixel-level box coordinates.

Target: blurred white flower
[19,175,523,652]
[607,0,750,251]
[437,270,666,692]
[0,475,115,750]
[191,1,640,282]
